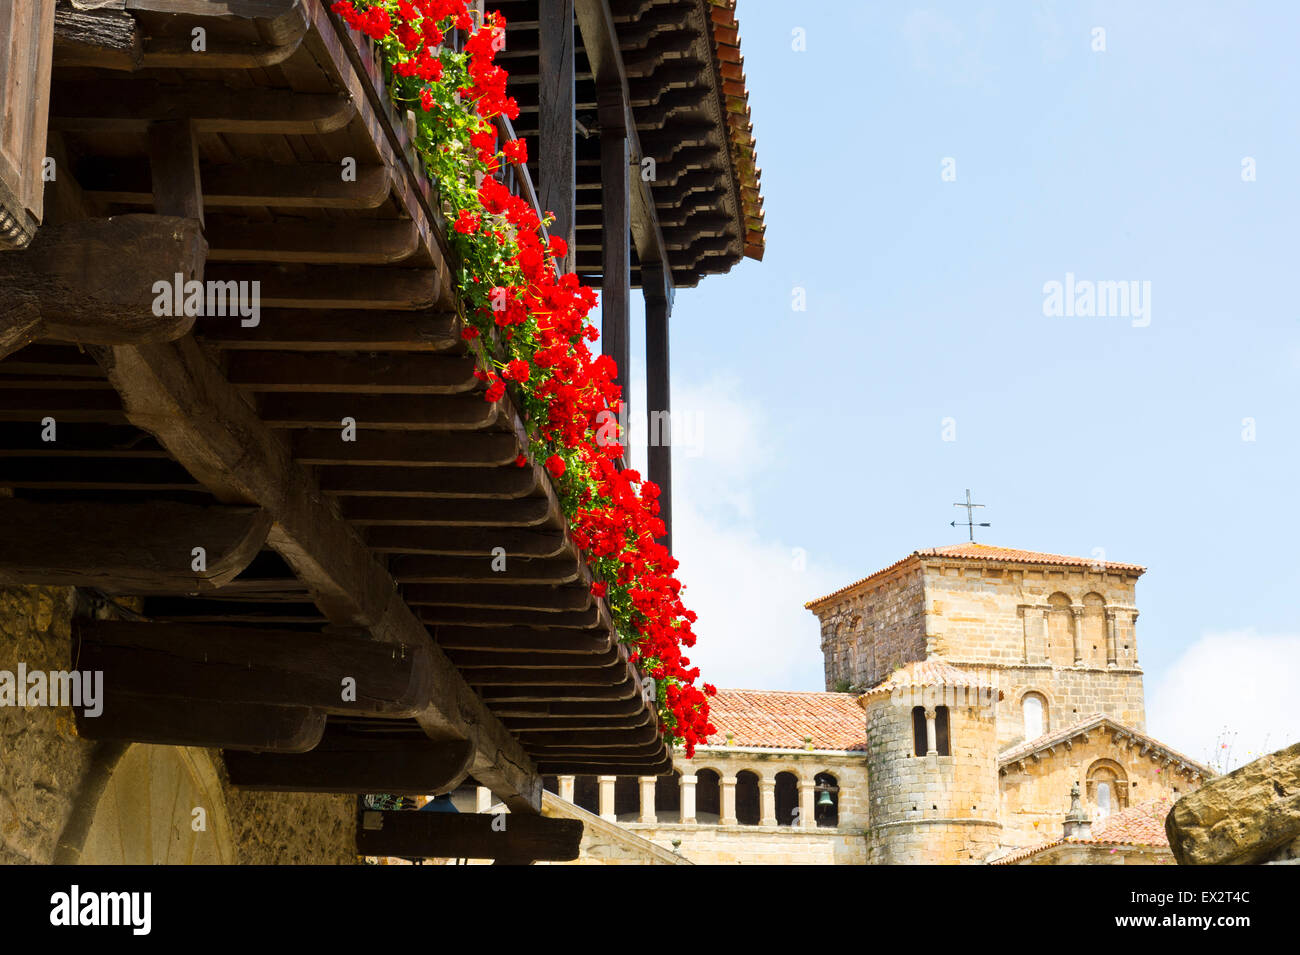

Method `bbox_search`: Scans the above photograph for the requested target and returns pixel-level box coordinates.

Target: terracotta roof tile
[705,0,764,261]
[989,798,1174,864]
[806,543,1145,609]
[703,688,867,751]
[860,659,999,699]
[998,714,1213,779]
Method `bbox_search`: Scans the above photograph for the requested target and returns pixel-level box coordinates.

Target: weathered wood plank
[75,695,325,753]
[225,734,475,794]
[198,309,458,350]
[81,160,390,210]
[0,0,55,249]
[73,619,433,718]
[0,215,204,345]
[50,80,354,134]
[366,526,566,557]
[203,264,441,310]
[294,430,521,467]
[205,218,420,265]
[391,555,581,585]
[322,466,535,499]
[339,497,551,526]
[257,394,500,430]
[148,118,203,224]
[89,336,543,810]
[227,352,478,394]
[356,810,583,862]
[0,500,269,592]
[402,583,592,612]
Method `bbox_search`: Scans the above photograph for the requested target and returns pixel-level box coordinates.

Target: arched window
[814,772,839,828]
[695,769,721,824]
[934,705,951,756]
[1022,692,1047,740]
[614,775,640,822]
[775,771,799,827]
[1086,759,1128,817]
[735,770,760,826]
[912,705,927,756]
[1083,592,1107,666]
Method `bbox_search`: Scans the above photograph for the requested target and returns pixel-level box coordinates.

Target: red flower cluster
[333,0,715,755]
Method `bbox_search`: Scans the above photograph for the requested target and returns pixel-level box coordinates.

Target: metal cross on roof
[950,489,990,542]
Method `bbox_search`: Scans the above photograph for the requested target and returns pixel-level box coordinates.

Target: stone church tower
[805,543,1205,864]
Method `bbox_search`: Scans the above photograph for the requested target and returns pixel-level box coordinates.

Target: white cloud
[1147,630,1300,773]
[649,376,851,692]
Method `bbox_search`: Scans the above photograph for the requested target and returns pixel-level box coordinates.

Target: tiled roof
[706,0,764,260]
[859,659,999,699]
[805,543,1146,609]
[702,689,867,751]
[997,714,1214,780]
[989,798,1174,865]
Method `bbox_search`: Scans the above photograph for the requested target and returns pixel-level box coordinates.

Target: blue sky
[619,1,1300,770]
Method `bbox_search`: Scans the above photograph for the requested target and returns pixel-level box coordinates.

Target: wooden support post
[73,619,433,718]
[0,499,269,592]
[224,734,474,794]
[538,0,575,273]
[0,0,55,250]
[357,810,584,863]
[148,118,203,224]
[642,260,673,549]
[599,88,631,464]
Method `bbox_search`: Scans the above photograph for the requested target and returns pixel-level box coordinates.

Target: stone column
[1105,609,1117,667]
[1070,607,1084,665]
[679,774,697,824]
[759,778,777,827]
[598,775,617,822]
[798,780,816,829]
[475,786,493,813]
[638,776,657,824]
[924,707,937,756]
[720,774,737,826]
[558,775,575,803]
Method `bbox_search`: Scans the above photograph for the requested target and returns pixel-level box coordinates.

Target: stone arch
[734,770,760,826]
[1047,592,1076,667]
[1019,689,1050,740]
[1086,758,1129,817]
[813,771,840,828]
[1082,592,1107,666]
[57,743,234,864]
[695,768,721,823]
[774,770,799,827]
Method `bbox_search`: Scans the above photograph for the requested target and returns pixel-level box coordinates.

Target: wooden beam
[0,290,42,361]
[0,500,269,592]
[50,80,355,134]
[339,497,551,527]
[0,215,205,345]
[81,160,390,210]
[197,309,458,351]
[53,4,142,71]
[89,336,543,810]
[401,584,592,612]
[366,527,566,557]
[205,218,420,265]
[294,430,521,468]
[225,734,474,794]
[322,466,536,500]
[356,810,583,862]
[73,619,433,718]
[420,605,601,629]
[202,264,446,311]
[448,646,622,669]
[433,625,610,654]
[227,352,478,395]
[257,394,499,430]
[391,555,580,585]
[0,0,55,250]
[538,0,576,272]
[75,695,325,753]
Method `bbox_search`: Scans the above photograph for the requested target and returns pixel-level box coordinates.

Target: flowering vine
[332,0,716,754]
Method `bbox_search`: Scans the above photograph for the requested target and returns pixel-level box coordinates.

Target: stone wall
[816,565,927,690]
[989,664,1146,750]
[0,585,356,865]
[999,730,1200,850]
[864,689,1001,863]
